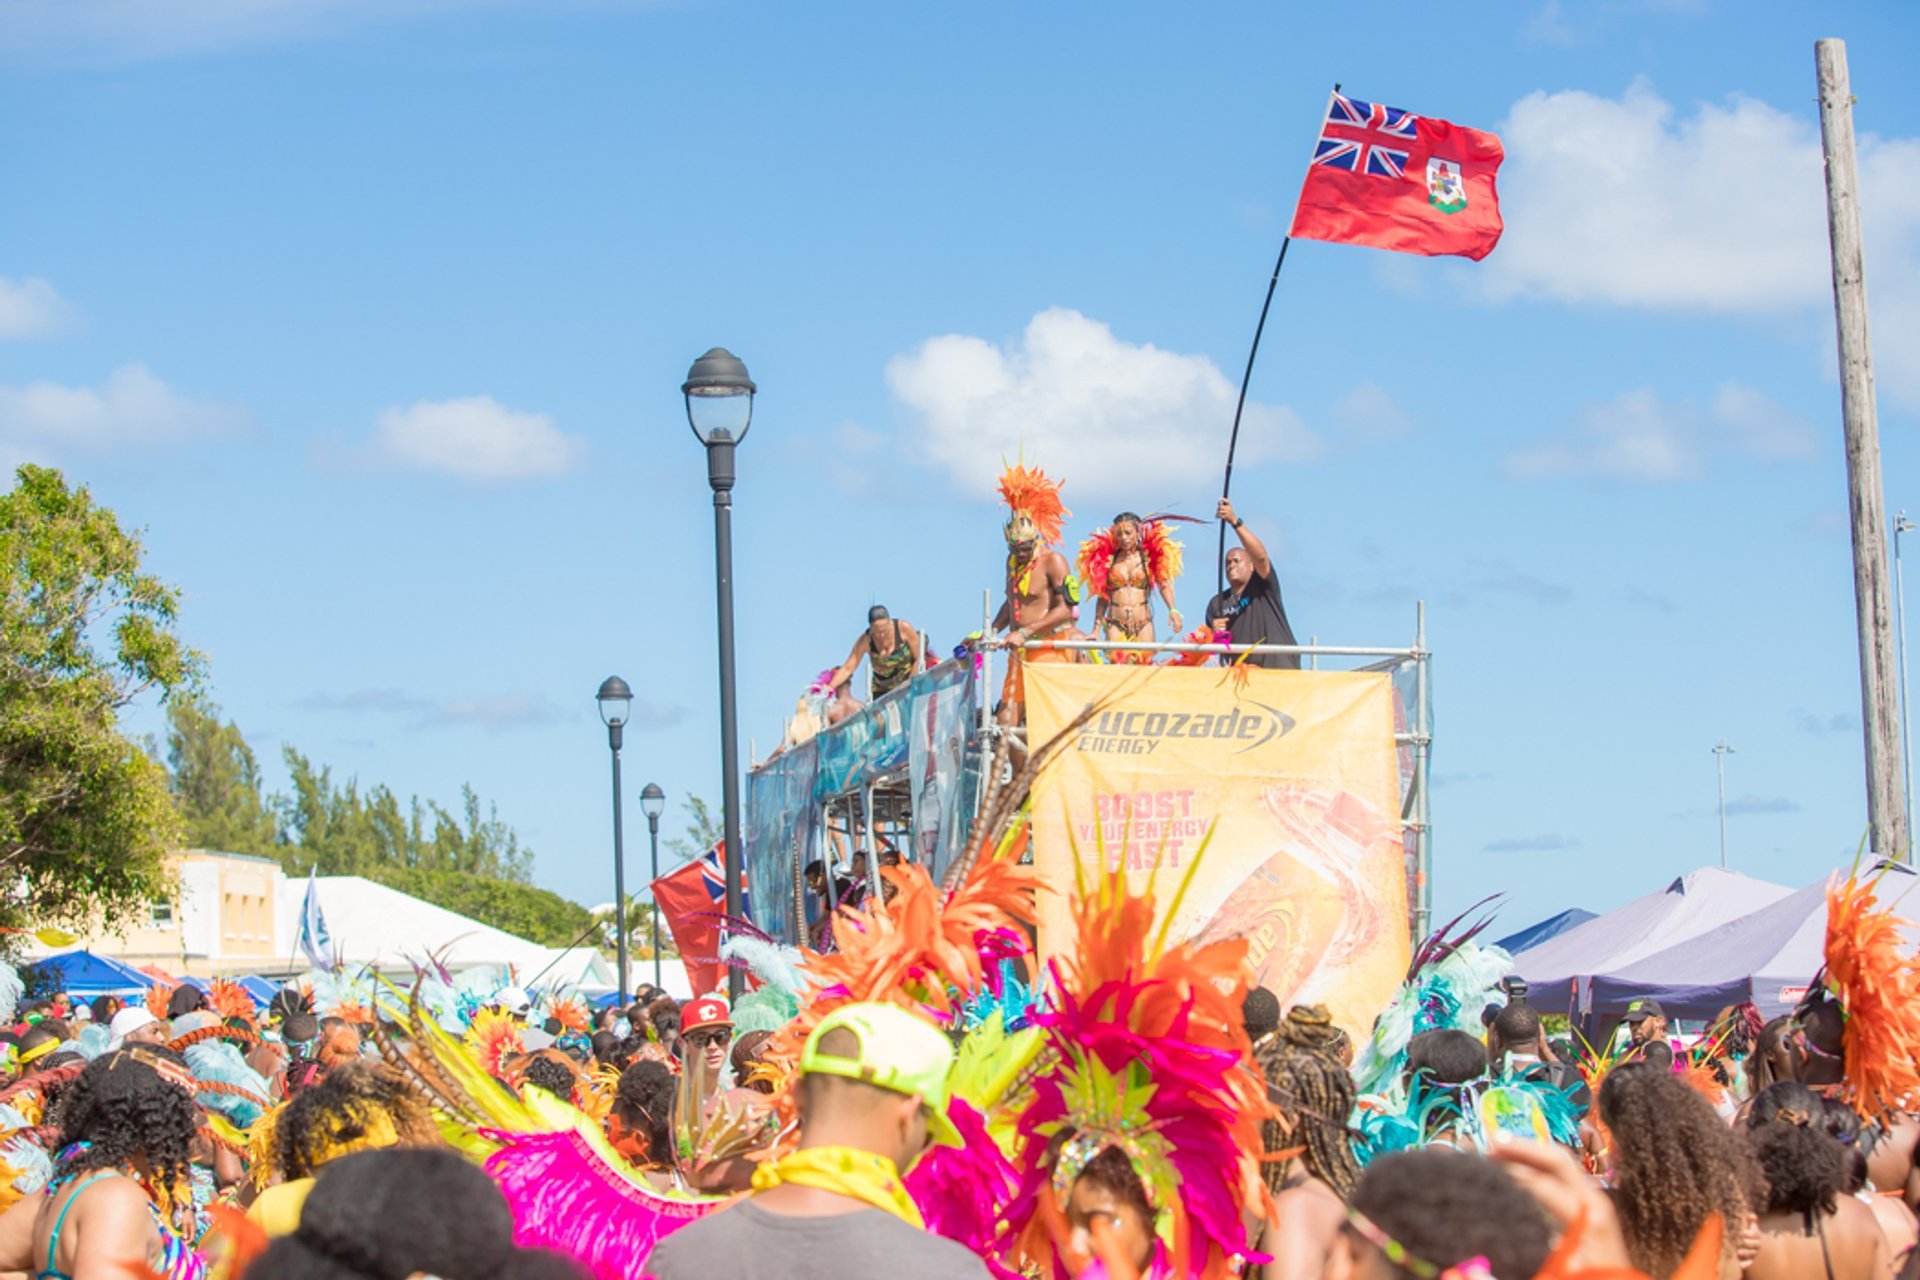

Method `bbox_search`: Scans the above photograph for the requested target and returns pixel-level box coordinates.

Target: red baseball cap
[682,996,733,1035]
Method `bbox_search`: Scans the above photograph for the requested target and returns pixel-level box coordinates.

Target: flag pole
[1218,84,1340,593]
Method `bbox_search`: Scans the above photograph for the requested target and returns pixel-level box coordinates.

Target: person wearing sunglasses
[679,997,734,1088]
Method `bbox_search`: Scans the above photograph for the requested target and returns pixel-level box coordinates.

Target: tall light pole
[1713,741,1735,869]
[685,347,755,1001]
[641,782,666,990]
[1897,511,1915,859]
[597,676,633,1003]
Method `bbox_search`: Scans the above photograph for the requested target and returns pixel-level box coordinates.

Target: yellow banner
[1026,663,1409,1040]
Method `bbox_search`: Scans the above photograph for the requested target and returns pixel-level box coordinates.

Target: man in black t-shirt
[1205,497,1300,670]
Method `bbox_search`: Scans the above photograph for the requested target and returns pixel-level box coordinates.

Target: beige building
[82,849,287,978]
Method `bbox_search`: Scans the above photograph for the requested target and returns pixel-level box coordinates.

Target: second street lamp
[597,676,633,1003]
[685,347,755,1001]
[641,781,666,990]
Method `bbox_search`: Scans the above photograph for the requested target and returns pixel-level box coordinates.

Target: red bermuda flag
[650,842,741,996]
[1289,92,1504,261]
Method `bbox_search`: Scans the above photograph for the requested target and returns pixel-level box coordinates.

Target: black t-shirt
[1206,565,1299,670]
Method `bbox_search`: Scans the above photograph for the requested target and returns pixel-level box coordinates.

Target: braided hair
[1255,1005,1360,1198]
[51,1048,199,1209]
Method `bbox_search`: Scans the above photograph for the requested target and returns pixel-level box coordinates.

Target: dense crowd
[1,852,1916,1280]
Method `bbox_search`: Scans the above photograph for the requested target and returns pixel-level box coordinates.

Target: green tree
[0,466,201,931]
[664,794,723,863]
[166,694,278,856]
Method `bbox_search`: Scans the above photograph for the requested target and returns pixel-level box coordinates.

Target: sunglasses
[684,1029,730,1049]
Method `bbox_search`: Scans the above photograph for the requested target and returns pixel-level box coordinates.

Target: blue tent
[27,950,155,998]
[1496,909,1597,956]
[237,976,280,1007]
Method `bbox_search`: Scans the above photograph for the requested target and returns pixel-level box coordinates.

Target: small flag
[297,868,333,970]
[1290,92,1505,261]
[651,842,749,995]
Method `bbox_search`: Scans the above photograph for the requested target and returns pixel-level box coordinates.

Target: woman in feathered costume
[998,860,1270,1280]
[1801,860,1920,1120]
[1077,513,1188,654]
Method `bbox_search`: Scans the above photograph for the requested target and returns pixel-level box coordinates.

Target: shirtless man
[992,463,1079,728]
[825,605,927,724]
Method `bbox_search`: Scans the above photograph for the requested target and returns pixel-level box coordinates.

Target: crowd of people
[2,801,1918,1280]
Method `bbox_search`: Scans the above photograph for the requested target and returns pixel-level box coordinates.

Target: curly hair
[1748,1121,1845,1220]
[612,1060,677,1167]
[51,1049,199,1211]
[1600,1063,1759,1279]
[521,1055,575,1102]
[1256,1005,1360,1198]
[1351,1150,1553,1280]
[274,1062,437,1181]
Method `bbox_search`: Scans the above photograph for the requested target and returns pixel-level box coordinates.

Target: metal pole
[1713,742,1734,868]
[1898,512,1915,858]
[608,722,627,1004]
[646,811,662,990]
[1817,39,1908,861]
[708,436,747,1001]
[1413,601,1431,942]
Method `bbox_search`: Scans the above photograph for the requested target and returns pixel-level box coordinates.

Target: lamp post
[1897,511,1916,859]
[597,676,633,1003]
[1713,741,1735,869]
[685,347,755,1001]
[641,782,666,990]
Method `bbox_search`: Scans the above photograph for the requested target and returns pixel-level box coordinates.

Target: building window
[149,902,174,927]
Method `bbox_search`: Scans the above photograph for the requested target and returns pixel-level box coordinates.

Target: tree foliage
[664,794,723,863]
[0,466,200,931]
[166,694,277,857]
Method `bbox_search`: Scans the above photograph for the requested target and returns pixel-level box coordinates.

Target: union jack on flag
[697,843,750,915]
[1310,93,1420,179]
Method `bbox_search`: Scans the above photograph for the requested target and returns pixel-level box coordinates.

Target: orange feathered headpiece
[1819,863,1920,1119]
[765,856,1039,1077]
[1075,517,1186,599]
[999,462,1068,547]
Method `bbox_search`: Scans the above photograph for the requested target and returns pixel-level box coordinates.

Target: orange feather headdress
[999,462,1068,547]
[1819,863,1920,1119]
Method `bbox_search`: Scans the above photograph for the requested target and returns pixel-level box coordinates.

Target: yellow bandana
[749,1146,924,1228]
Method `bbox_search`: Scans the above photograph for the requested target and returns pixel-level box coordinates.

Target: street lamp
[685,347,755,1001]
[1713,741,1735,869]
[597,676,633,1003]
[1896,511,1915,859]
[641,782,666,990]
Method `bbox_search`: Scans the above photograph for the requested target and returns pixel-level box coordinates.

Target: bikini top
[36,1169,207,1280]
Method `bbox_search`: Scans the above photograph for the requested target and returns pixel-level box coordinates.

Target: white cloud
[0,277,77,339]
[1484,81,1920,407]
[0,363,246,464]
[371,395,584,482]
[1333,383,1410,438]
[1506,383,1816,482]
[886,307,1320,501]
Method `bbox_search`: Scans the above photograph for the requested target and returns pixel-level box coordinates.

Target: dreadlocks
[1255,1004,1360,1198]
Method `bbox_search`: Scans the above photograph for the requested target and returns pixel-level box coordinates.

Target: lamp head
[596,675,633,728]
[683,347,756,445]
[640,782,666,821]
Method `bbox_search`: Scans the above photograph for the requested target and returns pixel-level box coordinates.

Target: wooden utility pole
[1817,39,1909,861]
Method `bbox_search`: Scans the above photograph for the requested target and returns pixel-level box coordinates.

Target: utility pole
[1817,39,1908,861]
[1899,513,1916,859]
[1714,742,1735,869]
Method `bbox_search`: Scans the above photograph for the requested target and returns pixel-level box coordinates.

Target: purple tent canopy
[1511,867,1791,1016]
[1591,863,1920,1021]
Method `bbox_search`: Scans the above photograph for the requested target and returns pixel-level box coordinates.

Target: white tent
[276,876,616,990]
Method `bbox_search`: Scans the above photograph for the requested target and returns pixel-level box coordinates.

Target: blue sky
[6,0,1920,935]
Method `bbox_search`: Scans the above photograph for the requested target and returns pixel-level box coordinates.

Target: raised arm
[1216,497,1271,578]
[827,631,867,691]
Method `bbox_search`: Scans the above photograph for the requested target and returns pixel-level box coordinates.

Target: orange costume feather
[1822,865,1920,1119]
[209,979,258,1027]
[998,462,1069,547]
[144,982,177,1020]
[547,996,591,1036]
[765,856,1039,1075]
